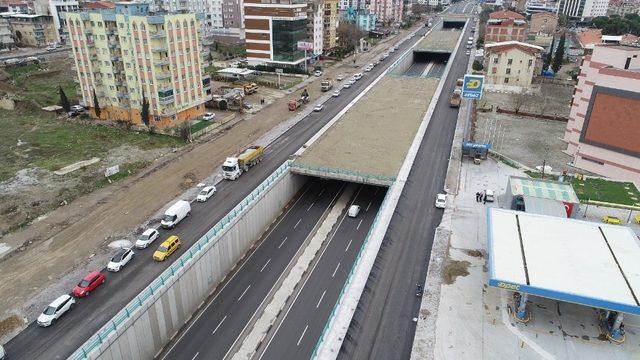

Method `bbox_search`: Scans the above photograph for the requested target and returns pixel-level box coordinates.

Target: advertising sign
[297,41,313,51]
[462,74,485,100]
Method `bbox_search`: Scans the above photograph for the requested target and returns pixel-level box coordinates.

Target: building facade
[8,13,56,46]
[65,2,209,128]
[0,17,15,49]
[370,0,402,24]
[483,41,543,91]
[558,0,609,19]
[563,45,640,183]
[244,0,308,65]
[49,0,79,42]
[356,10,376,31]
[484,10,527,44]
[529,12,557,35]
[607,0,640,16]
[525,2,560,14]
[222,0,243,38]
[323,0,338,50]
[307,0,324,56]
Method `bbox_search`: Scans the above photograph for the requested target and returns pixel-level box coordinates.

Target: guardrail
[69,161,292,359]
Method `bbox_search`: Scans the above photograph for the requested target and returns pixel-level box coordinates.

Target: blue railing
[290,162,396,185]
[70,161,291,359]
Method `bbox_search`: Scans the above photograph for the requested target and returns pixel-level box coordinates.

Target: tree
[472,60,484,71]
[552,33,565,74]
[558,13,568,27]
[58,85,70,112]
[544,37,555,70]
[141,93,150,126]
[337,22,363,53]
[93,89,101,118]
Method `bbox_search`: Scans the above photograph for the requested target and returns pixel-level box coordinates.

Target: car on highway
[197,185,217,202]
[107,248,135,272]
[602,215,622,225]
[348,205,361,218]
[153,235,181,261]
[353,73,363,80]
[37,294,75,327]
[135,228,159,249]
[336,74,344,81]
[343,82,351,89]
[73,271,106,297]
[466,50,470,55]
[313,103,323,112]
[364,65,373,72]
[332,90,340,97]
[202,112,216,121]
[348,78,357,85]
[435,193,447,209]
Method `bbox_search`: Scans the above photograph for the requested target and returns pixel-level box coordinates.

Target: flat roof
[291,75,439,185]
[508,176,579,203]
[522,196,567,217]
[488,208,640,315]
[415,30,462,53]
[217,68,256,75]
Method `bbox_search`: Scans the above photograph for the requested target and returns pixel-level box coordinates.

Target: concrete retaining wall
[70,164,305,360]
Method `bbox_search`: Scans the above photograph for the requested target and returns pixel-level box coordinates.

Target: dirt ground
[478,83,574,118]
[0,25,419,341]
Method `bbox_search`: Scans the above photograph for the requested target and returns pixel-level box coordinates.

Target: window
[506,68,511,74]
[507,58,513,65]
[493,57,498,64]
[528,59,532,66]
[504,78,509,84]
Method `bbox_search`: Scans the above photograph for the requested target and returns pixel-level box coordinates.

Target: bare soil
[442,258,471,285]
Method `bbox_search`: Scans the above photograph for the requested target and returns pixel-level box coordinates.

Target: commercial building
[558,0,609,19]
[563,44,640,184]
[244,0,308,65]
[483,40,543,91]
[65,2,210,128]
[608,0,640,16]
[323,0,338,50]
[484,10,527,44]
[529,11,557,35]
[7,13,56,47]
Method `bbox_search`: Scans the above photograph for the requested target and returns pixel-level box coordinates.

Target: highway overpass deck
[415,30,463,53]
[291,75,440,186]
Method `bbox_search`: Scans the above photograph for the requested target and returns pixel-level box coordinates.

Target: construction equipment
[221,145,264,180]
[241,82,258,95]
[321,79,333,92]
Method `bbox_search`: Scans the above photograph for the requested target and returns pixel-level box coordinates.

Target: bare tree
[512,89,527,114]
[337,22,364,51]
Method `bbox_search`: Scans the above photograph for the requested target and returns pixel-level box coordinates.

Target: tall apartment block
[323,0,338,50]
[307,0,324,57]
[244,0,308,65]
[158,0,222,37]
[370,0,402,24]
[65,2,211,128]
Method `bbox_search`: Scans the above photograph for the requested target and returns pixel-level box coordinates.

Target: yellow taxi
[602,216,622,225]
[153,235,181,261]
[635,214,640,224]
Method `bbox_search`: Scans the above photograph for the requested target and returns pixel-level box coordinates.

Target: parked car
[202,112,216,121]
[348,205,361,218]
[435,193,447,209]
[313,103,323,112]
[107,248,135,272]
[0,344,5,359]
[197,185,217,202]
[37,294,75,327]
[135,228,160,249]
[153,235,181,261]
[348,78,357,85]
[336,74,344,81]
[45,45,57,51]
[314,70,323,77]
[602,215,622,225]
[71,105,85,112]
[332,90,340,97]
[73,271,106,297]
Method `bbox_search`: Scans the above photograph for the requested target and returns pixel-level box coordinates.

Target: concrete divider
[68,162,304,360]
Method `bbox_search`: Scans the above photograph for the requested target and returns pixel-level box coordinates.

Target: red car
[73,271,106,298]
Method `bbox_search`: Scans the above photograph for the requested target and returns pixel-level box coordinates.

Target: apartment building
[158,0,223,37]
[323,0,338,50]
[244,0,308,65]
[8,13,56,46]
[483,40,543,91]
[484,10,527,44]
[370,0,403,24]
[307,0,324,56]
[563,45,640,183]
[529,12,557,35]
[558,0,609,19]
[65,2,210,128]
[221,0,243,38]
[0,17,14,49]
[49,0,79,42]
[608,0,640,16]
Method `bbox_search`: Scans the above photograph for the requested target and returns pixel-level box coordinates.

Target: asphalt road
[259,185,386,360]
[336,6,475,360]
[4,25,427,360]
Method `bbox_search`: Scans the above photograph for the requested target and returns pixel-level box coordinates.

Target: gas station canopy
[488,208,640,315]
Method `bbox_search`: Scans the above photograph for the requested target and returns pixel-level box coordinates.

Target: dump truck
[449,88,462,108]
[288,89,310,111]
[243,83,258,95]
[321,79,333,92]
[221,145,264,180]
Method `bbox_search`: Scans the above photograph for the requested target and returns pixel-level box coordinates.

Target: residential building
[81,1,116,10]
[563,44,640,183]
[323,0,338,50]
[484,10,527,44]
[608,0,640,16]
[356,10,376,31]
[558,0,609,19]
[221,0,243,38]
[6,1,28,13]
[8,13,56,46]
[158,0,223,38]
[576,28,640,53]
[65,2,210,128]
[0,17,14,49]
[370,0,402,24]
[529,12,557,35]
[483,40,544,91]
[244,0,308,65]
[49,0,79,42]
[307,0,324,56]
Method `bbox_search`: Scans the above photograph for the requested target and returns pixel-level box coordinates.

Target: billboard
[297,41,313,51]
[462,74,485,100]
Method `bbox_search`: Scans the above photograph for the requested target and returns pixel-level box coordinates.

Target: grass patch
[570,177,640,206]
[8,64,78,107]
[190,120,216,133]
[0,108,184,182]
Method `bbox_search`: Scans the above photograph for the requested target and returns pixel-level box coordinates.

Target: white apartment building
[159,0,224,37]
[558,0,610,19]
[49,0,79,42]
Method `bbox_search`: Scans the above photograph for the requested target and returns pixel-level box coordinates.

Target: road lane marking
[332,262,341,278]
[297,325,309,346]
[307,202,315,212]
[278,236,288,249]
[316,290,326,308]
[238,285,251,302]
[260,258,271,273]
[318,188,325,196]
[211,315,227,335]
[294,218,302,229]
[357,219,363,230]
[366,201,372,211]
[345,239,352,252]
[192,352,199,360]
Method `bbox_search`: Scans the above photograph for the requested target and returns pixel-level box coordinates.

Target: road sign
[462,74,485,100]
[104,165,120,178]
[297,41,313,51]
[275,68,283,74]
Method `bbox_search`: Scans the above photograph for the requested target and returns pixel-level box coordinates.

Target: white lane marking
[357,219,363,230]
[297,325,309,346]
[318,188,325,196]
[191,352,199,360]
[211,315,227,335]
[278,236,288,249]
[237,285,251,302]
[294,218,302,229]
[316,290,326,308]
[345,239,352,252]
[366,201,372,211]
[260,258,271,273]
[332,262,341,278]
[307,202,315,212]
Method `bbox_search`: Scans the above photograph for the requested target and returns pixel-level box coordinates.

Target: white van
[161,200,191,229]
[0,344,5,360]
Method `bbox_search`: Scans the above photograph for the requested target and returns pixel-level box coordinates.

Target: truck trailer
[222,145,264,180]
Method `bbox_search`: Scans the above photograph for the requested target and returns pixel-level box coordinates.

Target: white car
[135,228,159,249]
[313,104,323,112]
[332,90,340,97]
[343,83,351,89]
[390,48,396,53]
[364,65,372,72]
[197,185,217,202]
[435,193,447,209]
[314,70,323,76]
[71,105,85,112]
[107,248,135,272]
[37,294,75,327]
[348,205,361,218]
[202,112,215,121]
[466,50,470,55]
[349,78,357,85]
[336,74,344,81]
[353,73,363,80]
[45,45,57,51]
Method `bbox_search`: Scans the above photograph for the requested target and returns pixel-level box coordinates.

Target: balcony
[86,40,95,47]
[108,41,119,49]
[106,28,117,35]
[156,72,171,80]
[150,31,166,39]
[158,95,174,104]
[152,46,168,53]
[84,28,93,34]
[155,58,170,66]
[117,92,129,99]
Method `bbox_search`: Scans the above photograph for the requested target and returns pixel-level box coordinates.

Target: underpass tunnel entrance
[442,19,467,30]
[413,51,450,63]
[403,50,451,77]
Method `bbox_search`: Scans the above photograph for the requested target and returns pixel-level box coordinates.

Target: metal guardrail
[69,161,291,359]
[289,162,396,185]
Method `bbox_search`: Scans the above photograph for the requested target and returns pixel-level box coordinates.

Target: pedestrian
[483,192,487,204]
[475,192,480,202]
[479,192,484,203]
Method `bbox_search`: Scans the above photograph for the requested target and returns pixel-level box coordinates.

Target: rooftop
[484,40,544,55]
[415,30,462,53]
[489,10,525,20]
[508,175,580,203]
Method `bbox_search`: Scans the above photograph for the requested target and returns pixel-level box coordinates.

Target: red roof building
[485,10,528,44]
